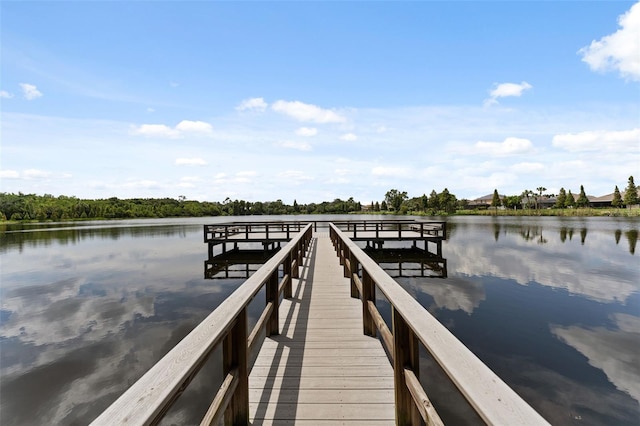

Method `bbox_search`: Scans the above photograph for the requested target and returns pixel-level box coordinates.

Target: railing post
[266,271,279,336]
[343,244,350,278]
[223,308,248,426]
[349,252,359,298]
[284,252,292,298]
[362,269,376,336]
[297,239,304,271]
[393,307,420,426]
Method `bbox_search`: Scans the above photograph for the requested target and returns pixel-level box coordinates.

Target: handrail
[92,223,312,426]
[330,223,549,426]
[203,219,443,241]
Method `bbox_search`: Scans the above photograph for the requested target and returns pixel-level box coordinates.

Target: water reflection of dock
[204,248,279,279]
[365,247,447,278]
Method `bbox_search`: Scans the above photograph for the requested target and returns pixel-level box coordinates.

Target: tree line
[494,176,638,211]
[1,176,636,221]
[0,193,363,221]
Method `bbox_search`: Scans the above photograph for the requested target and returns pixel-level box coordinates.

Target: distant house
[520,195,557,209]
[468,193,505,209]
[589,193,614,208]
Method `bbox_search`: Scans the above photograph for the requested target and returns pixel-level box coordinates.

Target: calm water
[0,215,638,425]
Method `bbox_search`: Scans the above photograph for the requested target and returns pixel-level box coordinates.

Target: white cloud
[19,83,43,100]
[475,137,533,156]
[295,127,318,137]
[276,140,312,151]
[0,169,54,180]
[177,176,201,188]
[484,81,532,106]
[334,168,353,176]
[552,128,640,152]
[122,180,159,189]
[552,314,640,402]
[236,171,257,177]
[23,169,51,179]
[371,166,411,178]
[1,90,14,99]
[0,170,20,179]
[175,158,208,166]
[146,107,155,113]
[511,162,545,173]
[131,124,180,138]
[340,133,358,141]
[175,120,213,134]
[131,120,213,138]
[579,2,640,81]
[236,97,268,112]
[277,170,314,183]
[272,100,346,123]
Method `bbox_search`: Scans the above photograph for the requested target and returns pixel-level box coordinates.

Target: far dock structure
[93,220,550,426]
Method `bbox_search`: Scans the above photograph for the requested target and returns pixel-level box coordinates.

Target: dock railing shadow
[249,236,316,424]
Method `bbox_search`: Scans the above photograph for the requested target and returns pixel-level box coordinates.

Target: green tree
[385,189,408,212]
[623,176,638,206]
[503,195,521,210]
[576,185,589,207]
[566,190,576,207]
[611,186,622,208]
[381,200,388,211]
[521,190,534,210]
[438,188,457,214]
[555,188,567,208]
[427,190,438,211]
[420,194,428,212]
[491,189,501,213]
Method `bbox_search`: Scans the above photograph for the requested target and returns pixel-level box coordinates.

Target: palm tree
[535,187,547,211]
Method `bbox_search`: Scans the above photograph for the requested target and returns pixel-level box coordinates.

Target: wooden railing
[204,221,307,242]
[204,219,445,243]
[329,223,550,426]
[332,220,446,240]
[91,224,312,426]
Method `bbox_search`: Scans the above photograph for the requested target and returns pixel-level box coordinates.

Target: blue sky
[1,1,639,203]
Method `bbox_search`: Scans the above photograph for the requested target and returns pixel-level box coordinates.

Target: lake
[1,215,638,425]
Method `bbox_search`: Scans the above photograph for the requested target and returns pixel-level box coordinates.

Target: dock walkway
[250,232,395,425]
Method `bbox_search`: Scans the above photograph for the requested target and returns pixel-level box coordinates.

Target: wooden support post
[223,308,248,426]
[349,252,359,298]
[291,247,299,279]
[297,241,303,272]
[343,245,350,278]
[266,271,279,336]
[393,307,420,426]
[362,270,376,336]
[283,252,292,298]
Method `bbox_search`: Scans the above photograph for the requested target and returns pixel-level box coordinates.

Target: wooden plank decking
[249,232,395,425]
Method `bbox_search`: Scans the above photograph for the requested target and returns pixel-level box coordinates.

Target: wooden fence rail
[329,223,550,426]
[91,224,312,426]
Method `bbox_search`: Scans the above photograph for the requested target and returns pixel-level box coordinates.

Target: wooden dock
[249,232,395,425]
[92,221,550,426]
